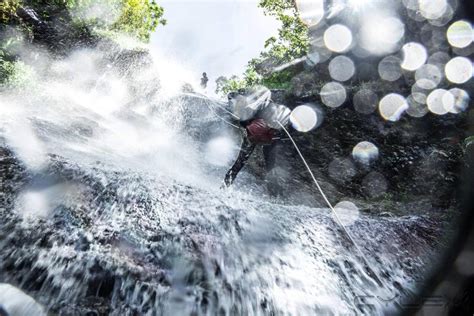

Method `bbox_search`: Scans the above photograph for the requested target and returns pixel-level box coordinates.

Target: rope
[194,93,385,287]
[277,121,384,287]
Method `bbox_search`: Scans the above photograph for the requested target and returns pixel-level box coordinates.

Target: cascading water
[0,41,444,315]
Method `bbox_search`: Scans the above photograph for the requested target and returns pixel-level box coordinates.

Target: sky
[150,0,280,94]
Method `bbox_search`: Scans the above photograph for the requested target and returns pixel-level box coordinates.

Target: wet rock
[265,89,467,214]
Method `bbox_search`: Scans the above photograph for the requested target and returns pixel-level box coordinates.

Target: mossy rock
[464,136,474,148]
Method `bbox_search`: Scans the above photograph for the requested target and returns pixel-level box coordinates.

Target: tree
[112,0,166,41]
[0,0,166,87]
[0,0,166,42]
[218,0,309,95]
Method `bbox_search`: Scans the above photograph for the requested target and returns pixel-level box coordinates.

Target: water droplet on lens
[296,0,325,26]
[447,20,473,48]
[406,95,429,117]
[324,24,353,53]
[379,94,408,121]
[362,172,388,198]
[449,88,470,114]
[427,52,451,68]
[402,0,418,11]
[378,56,402,82]
[415,64,442,89]
[429,3,453,27]
[359,13,405,56]
[353,89,378,114]
[419,0,448,20]
[401,42,428,71]
[290,104,318,132]
[427,89,454,115]
[328,56,355,82]
[328,158,356,182]
[411,82,429,104]
[205,137,237,166]
[320,82,346,108]
[333,201,360,226]
[352,141,379,165]
[445,57,473,84]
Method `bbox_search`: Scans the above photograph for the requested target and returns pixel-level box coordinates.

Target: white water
[0,43,439,315]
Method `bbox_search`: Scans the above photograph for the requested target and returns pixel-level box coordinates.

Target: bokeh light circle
[362,172,388,198]
[290,105,318,132]
[328,56,355,82]
[406,95,429,118]
[411,82,430,104]
[401,42,428,71]
[447,20,473,48]
[359,14,405,56]
[328,158,356,182]
[428,51,451,68]
[205,137,237,167]
[445,57,473,84]
[427,89,454,115]
[352,141,379,165]
[320,82,346,108]
[415,64,443,89]
[429,4,454,27]
[324,24,353,53]
[295,0,325,26]
[419,0,448,20]
[333,201,360,226]
[378,56,402,81]
[448,88,470,114]
[379,94,408,121]
[353,89,378,114]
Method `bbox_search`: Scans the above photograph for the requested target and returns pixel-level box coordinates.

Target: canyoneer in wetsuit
[223,86,291,187]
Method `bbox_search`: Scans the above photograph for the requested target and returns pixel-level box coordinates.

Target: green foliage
[1,0,165,85]
[258,0,309,62]
[217,0,309,95]
[260,69,294,90]
[0,56,34,88]
[0,57,16,85]
[465,136,474,149]
[0,1,20,24]
[113,0,166,41]
[1,0,165,42]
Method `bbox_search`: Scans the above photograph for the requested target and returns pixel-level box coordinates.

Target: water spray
[202,96,385,287]
[276,121,384,287]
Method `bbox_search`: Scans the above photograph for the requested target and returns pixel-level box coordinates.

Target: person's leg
[263,141,278,172]
[263,141,286,196]
[224,135,255,186]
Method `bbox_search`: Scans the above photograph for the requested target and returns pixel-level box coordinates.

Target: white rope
[196,94,384,286]
[277,121,384,286]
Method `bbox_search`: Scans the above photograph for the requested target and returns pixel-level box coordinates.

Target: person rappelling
[200,72,209,89]
[220,86,385,287]
[223,85,291,187]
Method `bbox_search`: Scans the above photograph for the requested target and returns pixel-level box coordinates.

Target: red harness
[245,119,275,145]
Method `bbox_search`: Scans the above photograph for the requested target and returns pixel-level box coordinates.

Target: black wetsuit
[224,125,282,187]
[223,87,290,187]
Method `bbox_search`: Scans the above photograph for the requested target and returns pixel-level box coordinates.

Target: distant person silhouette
[200,72,209,89]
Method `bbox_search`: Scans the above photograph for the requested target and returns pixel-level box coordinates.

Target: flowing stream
[0,46,444,315]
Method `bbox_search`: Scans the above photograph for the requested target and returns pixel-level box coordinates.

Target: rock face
[0,143,445,315]
[0,63,456,314]
[242,89,468,216]
[10,5,99,55]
